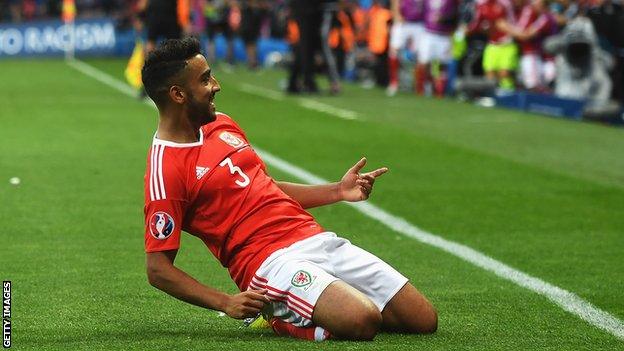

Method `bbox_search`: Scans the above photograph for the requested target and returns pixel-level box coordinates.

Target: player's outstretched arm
[276,157,388,209]
[146,250,269,319]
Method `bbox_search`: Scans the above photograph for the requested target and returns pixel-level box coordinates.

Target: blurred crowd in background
[1,0,623,109]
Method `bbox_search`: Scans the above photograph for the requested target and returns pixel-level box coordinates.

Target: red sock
[433,72,448,97]
[270,319,331,341]
[415,65,427,95]
[388,56,399,86]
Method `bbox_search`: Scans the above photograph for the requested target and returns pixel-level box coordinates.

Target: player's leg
[380,282,438,333]
[416,31,434,95]
[409,23,424,95]
[482,43,498,82]
[431,33,452,97]
[313,280,382,340]
[204,23,217,63]
[268,281,382,341]
[542,58,556,89]
[240,12,258,69]
[324,233,438,334]
[520,53,542,90]
[140,25,159,98]
[144,21,159,56]
[498,43,518,90]
[249,234,384,341]
[253,269,382,340]
[222,22,235,66]
[387,22,405,95]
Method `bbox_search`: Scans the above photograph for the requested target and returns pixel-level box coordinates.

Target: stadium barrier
[495,91,585,120]
[0,18,116,57]
[0,17,289,63]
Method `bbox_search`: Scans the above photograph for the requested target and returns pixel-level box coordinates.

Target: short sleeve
[144,199,185,252]
[143,144,188,253]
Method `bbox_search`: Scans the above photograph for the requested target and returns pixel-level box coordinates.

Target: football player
[141,37,437,341]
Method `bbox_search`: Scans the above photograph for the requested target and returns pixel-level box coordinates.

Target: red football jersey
[516,5,551,54]
[468,0,515,44]
[143,113,323,290]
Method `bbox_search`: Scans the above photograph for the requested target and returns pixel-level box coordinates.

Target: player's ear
[169,85,186,105]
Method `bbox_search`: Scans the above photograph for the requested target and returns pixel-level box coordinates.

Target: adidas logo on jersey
[196,166,209,179]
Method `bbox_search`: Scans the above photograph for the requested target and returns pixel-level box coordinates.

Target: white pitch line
[296,98,358,120]
[257,149,624,342]
[237,83,358,120]
[238,83,284,101]
[66,59,156,109]
[66,59,624,342]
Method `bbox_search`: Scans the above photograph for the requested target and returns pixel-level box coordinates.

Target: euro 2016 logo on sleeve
[149,212,175,240]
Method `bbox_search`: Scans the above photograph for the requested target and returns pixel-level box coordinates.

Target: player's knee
[418,306,438,334]
[347,308,382,340]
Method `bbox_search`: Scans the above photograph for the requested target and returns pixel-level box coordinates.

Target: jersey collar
[152,128,204,148]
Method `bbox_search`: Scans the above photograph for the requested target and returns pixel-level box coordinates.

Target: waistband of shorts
[254,231,336,278]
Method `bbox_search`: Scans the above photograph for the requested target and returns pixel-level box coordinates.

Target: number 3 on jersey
[219,157,250,187]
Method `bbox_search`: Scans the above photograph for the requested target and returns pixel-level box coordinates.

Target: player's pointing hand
[224,289,270,319]
[339,157,388,202]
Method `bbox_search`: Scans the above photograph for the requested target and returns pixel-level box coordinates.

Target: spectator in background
[240,0,269,69]
[586,0,624,103]
[366,0,393,87]
[327,0,356,79]
[544,15,613,102]
[550,0,578,29]
[204,0,235,66]
[137,0,190,98]
[500,0,558,90]
[285,10,303,92]
[386,0,425,96]
[6,0,22,22]
[346,0,367,79]
[466,0,518,90]
[417,0,459,97]
[267,0,289,38]
[139,0,190,54]
[45,0,61,18]
[320,0,342,94]
[21,0,36,21]
[288,0,322,93]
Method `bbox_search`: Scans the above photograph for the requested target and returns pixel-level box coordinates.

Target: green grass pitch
[1,58,623,350]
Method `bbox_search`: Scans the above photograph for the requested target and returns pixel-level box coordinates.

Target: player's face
[184,54,221,125]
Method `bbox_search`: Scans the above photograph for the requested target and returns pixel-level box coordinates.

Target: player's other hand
[339,157,388,202]
[224,289,270,319]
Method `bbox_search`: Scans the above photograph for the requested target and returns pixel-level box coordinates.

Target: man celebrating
[466,0,518,90]
[141,37,437,341]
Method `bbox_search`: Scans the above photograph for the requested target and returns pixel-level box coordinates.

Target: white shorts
[248,232,408,327]
[520,54,544,89]
[543,59,556,84]
[418,30,452,64]
[390,22,425,54]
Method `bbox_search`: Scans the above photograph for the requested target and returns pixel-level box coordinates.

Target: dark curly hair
[141,37,202,107]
